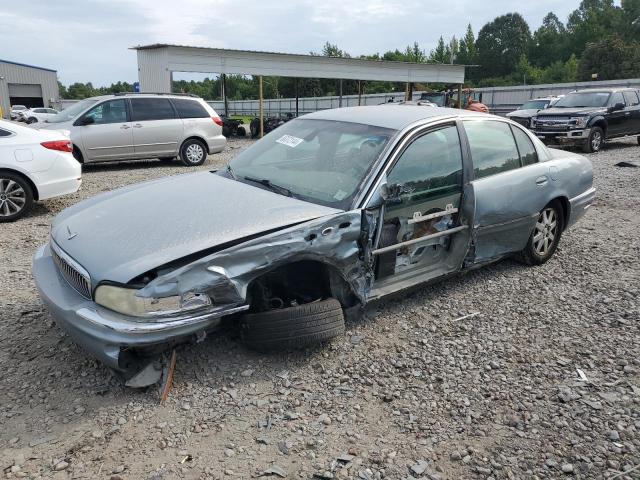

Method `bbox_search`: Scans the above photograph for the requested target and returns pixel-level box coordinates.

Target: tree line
[59,0,640,101]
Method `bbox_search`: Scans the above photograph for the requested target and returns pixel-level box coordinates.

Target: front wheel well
[72,145,84,163]
[246,260,358,313]
[0,168,39,200]
[590,120,607,136]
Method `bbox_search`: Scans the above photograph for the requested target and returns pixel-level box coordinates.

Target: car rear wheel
[583,126,604,153]
[180,139,207,166]
[26,117,37,124]
[241,298,345,351]
[518,201,564,265]
[0,173,34,222]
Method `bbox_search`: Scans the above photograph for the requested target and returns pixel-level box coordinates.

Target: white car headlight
[94,285,212,318]
[570,117,588,128]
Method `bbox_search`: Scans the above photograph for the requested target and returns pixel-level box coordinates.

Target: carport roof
[131,44,467,84]
[0,58,56,72]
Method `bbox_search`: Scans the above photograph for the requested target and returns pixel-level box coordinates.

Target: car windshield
[228,119,395,209]
[46,98,98,123]
[12,105,27,111]
[520,100,549,110]
[554,92,610,108]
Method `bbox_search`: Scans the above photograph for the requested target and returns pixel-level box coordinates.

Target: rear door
[129,98,183,158]
[622,91,640,134]
[464,119,551,262]
[369,123,473,298]
[77,99,133,162]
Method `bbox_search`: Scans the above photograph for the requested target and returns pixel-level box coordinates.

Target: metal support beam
[295,78,299,117]
[221,73,228,117]
[357,80,362,106]
[457,84,462,109]
[259,75,264,138]
[338,79,343,107]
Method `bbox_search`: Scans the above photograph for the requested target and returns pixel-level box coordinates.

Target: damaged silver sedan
[32,105,595,378]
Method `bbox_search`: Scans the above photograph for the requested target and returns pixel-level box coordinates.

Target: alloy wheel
[185,144,204,163]
[533,207,558,256]
[591,131,602,151]
[0,178,27,217]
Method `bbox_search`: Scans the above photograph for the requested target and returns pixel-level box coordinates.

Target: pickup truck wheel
[180,139,207,166]
[517,200,564,266]
[241,298,345,351]
[583,126,604,153]
[0,173,33,222]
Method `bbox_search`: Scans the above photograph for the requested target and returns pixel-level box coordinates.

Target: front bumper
[532,127,590,146]
[32,244,248,371]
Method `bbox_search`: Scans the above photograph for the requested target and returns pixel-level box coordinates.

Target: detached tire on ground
[241,298,345,351]
[180,139,207,166]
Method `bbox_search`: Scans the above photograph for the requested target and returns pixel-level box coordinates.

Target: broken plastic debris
[125,362,162,388]
[576,368,589,382]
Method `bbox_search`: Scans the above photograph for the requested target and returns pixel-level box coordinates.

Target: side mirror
[80,116,95,125]
[609,102,625,112]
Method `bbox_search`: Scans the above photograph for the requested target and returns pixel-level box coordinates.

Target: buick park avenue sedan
[33,105,595,380]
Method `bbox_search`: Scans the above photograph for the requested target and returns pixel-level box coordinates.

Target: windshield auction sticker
[276,135,304,148]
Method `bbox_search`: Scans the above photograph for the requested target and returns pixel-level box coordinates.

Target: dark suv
[531,88,640,152]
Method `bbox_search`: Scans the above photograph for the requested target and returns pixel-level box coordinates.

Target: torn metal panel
[138,210,372,304]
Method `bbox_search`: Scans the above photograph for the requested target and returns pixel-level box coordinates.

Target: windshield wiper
[226,164,236,179]
[242,176,294,197]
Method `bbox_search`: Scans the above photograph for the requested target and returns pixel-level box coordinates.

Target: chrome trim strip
[88,145,135,151]
[372,225,467,256]
[76,304,250,334]
[570,187,596,204]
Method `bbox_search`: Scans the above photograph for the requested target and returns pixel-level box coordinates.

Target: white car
[0,120,81,222]
[20,107,60,124]
[10,105,27,121]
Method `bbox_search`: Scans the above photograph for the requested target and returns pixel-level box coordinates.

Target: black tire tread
[0,172,34,222]
[517,200,564,266]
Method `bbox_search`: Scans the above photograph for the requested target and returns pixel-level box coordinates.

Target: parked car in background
[33,105,595,382]
[531,88,640,152]
[506,96,562,128]
[10,105,27,121]
[0,120,81,221]
[19,107,60,124]
[37,93,226,166]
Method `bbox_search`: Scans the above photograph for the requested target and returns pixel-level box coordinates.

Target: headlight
[94,285,212,318]
[531,117,537,127]
[570,117,588,128]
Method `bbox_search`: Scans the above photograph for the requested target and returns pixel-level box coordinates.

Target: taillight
[41,140,73,152]
[212,117,223,126]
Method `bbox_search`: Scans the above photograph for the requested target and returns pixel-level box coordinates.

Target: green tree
[578,34,640,80]
[428,37,447,63]
[530,12,567,67]
[476,13,532,78]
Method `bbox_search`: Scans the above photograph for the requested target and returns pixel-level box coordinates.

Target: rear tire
[26,117,37,124]
[236,126,246,137]
[241,298,345,351]
[0,173,34,222]
[517,200,564,265]
[582,126,604,153]
[179,139,207,167]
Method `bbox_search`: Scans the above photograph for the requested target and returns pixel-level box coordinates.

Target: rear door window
[130,98,176,121]
[172,99,209,118]
[623,91,639,106]
[464,120,521,179]
[511,126,538,166]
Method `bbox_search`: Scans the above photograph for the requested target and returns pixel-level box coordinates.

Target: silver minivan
[38,93,226,166]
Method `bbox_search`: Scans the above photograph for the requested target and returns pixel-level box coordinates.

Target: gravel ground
[1,137,639,480]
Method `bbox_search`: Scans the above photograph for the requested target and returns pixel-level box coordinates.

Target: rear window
[172,99,209,118]
[623,91,639,106]
[130,98,176,121]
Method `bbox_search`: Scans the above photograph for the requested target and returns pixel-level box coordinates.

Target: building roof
[0,59,56,73]
[303,104,488,130]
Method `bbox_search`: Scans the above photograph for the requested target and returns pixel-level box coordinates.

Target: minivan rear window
[130,98,176,121]
[172,99,209,118]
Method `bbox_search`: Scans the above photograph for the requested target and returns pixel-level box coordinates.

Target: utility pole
[259,76,264,138]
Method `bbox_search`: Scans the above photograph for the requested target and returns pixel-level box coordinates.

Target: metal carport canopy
[132,44,466,93]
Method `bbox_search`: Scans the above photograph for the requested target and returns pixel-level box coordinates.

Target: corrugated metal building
[0,59,60,119]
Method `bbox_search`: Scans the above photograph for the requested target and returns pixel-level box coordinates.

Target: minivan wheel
[180,139,207,166]
[583,126,604,153]
[241,298,345,352]
[0,173,34,222]
[517,200,564,265]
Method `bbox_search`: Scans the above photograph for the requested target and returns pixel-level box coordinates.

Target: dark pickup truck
[531,88,640,152]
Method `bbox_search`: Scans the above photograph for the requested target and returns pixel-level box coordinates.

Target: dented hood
[51,172,340,284]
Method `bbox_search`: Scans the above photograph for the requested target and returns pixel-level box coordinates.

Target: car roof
[301,105,489,130]
[574,88,637,94]
[86,93,203,101]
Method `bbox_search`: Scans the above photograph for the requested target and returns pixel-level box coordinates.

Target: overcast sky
[1,0,580,86]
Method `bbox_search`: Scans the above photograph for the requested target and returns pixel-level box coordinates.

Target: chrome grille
[51,242,92,299]
[536,116,570,123]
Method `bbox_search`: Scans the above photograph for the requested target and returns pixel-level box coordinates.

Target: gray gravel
[1,137,639,479]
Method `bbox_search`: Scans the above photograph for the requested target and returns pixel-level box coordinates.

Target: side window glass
[464,121,520,179]
[610,92,625,107]
[172,99,209,118]
[130,98,176,121]
[512,126,538,166]
[623,91,639,106]
[84,100,127,125]
[0,128,13,137]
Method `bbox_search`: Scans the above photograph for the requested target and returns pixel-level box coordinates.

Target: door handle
[133,124,143,128]
[120,124,130,129]
[536,175,548,186]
